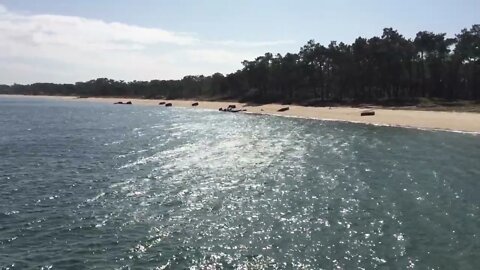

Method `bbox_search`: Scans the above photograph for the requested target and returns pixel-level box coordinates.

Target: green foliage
[3,25,480,103]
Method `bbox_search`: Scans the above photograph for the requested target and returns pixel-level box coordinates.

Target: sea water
[0,96,479,269]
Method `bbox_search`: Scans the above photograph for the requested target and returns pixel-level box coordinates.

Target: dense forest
[1,25,479,105]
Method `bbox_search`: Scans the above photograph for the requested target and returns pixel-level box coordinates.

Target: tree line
[1,25,479,105]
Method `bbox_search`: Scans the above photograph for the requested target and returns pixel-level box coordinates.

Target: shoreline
[2,94,480,134]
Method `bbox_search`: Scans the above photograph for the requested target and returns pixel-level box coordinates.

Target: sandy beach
[2,94,480,133]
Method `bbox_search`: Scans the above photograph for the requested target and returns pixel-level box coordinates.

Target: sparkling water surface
[1,97,479,269]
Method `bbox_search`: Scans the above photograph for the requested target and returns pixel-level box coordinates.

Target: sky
[0,0,478,84]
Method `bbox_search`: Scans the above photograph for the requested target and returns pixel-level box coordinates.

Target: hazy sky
[0,0,478,84]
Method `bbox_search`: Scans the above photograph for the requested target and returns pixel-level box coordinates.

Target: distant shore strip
[2,94,480,134]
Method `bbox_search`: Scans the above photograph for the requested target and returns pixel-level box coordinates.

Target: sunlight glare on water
[0,97,479,269]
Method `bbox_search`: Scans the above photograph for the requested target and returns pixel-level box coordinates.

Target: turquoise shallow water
[0,96,479,269]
